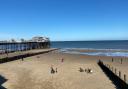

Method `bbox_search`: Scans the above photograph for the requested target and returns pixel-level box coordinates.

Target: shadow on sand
[98,61,128,89]
[0,75,7,89]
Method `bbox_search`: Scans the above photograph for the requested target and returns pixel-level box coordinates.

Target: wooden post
[124,74,126,83]
[105,64,106,66]
[106,64,107,67]
[20,43,21,51]
[112,58,114,62]
[107,64,109,67]
[10,43,12,52]
[119,71,121,78]
[1,44,3,54]
[115,68,117,74]
[111,67,113,72]
[108,65,110,69]
[16,43,17,51]
[121,58,123,64]
[14,43,15,52]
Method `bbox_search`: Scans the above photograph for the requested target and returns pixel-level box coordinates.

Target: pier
[0,41,50,53]
[0,36,54,63]
[0,36,50,54]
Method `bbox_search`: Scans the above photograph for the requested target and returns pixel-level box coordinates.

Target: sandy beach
[1,50,126,89]
[1,0,127,88]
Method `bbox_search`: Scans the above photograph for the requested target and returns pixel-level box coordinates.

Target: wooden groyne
[0,75,7,89]
[0,48,58,64]
[98,60,128,89]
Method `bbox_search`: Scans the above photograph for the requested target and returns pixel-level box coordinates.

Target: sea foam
[60,48,128,57]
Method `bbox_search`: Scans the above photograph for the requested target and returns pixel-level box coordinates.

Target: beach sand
[0,51,126,89]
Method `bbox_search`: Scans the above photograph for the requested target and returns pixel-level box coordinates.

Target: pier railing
[98,60,128,89]
[0,41,50,54]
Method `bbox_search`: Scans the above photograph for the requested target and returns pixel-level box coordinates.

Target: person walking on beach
[61,58,64,63]
[51,66,55,74]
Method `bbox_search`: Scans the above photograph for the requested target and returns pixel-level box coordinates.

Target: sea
[51,40,128,57]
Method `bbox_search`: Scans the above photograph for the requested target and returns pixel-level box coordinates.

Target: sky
[0,0,128,41]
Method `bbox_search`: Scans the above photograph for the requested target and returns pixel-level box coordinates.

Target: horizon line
[51,39,128,42]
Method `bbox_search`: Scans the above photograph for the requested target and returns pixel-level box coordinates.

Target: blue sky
[0,0,128,41]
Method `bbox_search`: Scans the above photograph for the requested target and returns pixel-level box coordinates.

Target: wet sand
[0,51,127,89]
[66,48,128,53]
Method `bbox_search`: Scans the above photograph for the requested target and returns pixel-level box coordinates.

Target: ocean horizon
[51,40,128,49]
[51,40,128,57]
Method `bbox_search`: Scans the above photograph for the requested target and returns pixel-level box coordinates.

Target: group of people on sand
[50,66,58,74]
[79,67,93,73]
[50,57,93,74]
[50,58,64,74]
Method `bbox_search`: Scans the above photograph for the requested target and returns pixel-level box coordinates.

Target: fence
[98,60,128,89]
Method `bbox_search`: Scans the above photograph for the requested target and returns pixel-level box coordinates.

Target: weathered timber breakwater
[0,48,58,64]
[98,60,128,89]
